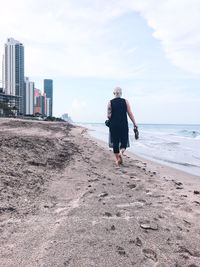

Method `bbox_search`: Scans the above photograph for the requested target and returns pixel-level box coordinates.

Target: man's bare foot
[115,152,123,166]
[118,154,123,165]
[120,148,125,155]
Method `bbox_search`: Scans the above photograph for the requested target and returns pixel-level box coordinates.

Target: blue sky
[0,0,200,123]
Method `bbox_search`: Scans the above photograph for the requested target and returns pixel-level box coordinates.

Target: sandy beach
[0,119,200,267]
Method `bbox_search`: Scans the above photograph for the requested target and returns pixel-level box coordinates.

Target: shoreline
[85,123,200,177]
[86,128,200,183]
[1,119,200,266]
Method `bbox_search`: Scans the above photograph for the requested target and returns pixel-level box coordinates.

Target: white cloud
[0,0,144,79]
[130,0,200,74]
[0,0,200,79]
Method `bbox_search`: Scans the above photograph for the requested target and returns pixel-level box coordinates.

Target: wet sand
[0,119,200,267]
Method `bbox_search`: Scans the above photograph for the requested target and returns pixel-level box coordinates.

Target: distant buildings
[61,113,72,123]
[1,38,54,117]
[44,79,53,117]
[34,88,51,117]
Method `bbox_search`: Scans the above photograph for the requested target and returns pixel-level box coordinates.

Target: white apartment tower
[24,77,34,115]
[2,38,25,114]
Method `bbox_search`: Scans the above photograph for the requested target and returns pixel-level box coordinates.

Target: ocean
[78,123,200,177]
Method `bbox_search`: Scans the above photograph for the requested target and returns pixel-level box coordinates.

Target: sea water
[79,123,200,177]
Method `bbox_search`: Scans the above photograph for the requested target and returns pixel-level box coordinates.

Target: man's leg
[119,129,128,157]
[111,129,121,165]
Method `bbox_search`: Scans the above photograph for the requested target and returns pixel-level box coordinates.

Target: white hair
[113,87,122,97]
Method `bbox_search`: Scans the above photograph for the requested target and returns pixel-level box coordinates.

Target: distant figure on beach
[107,87,138,165]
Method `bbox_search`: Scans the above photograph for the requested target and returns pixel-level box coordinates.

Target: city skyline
[0,37,53,117]
[0,1,200,123]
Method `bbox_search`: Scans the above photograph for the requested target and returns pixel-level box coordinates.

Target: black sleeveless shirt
[110,98,128,128]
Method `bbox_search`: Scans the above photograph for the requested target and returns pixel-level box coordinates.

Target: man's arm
[107,101,112,119]
[126,100,137,127]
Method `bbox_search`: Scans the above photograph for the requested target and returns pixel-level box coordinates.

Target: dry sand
[0,118,200,267]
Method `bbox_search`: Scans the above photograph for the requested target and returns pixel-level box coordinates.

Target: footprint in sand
[177,246,200,258]
[104,212,112,217]
[135,237,143,247]
[176,186,184,190]
[142,248,158,262]
[99,192,109,198]
[129,237,143,247]
[173,180,184,190]
[183,219,192,227]
[127,184,137,189]
[63,257,72,266]
[88,178,99,182]
[130,176,141,182]
[116,246,127,256]
[181,194,188,198]
[110,225,116,231]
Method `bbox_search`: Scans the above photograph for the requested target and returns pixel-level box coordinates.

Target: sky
[0,0,200,124]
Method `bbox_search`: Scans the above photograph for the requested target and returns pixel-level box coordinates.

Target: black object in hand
[105,119,111,127]
[134,126,139,140]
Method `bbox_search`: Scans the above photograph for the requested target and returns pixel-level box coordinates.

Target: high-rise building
[24,77,34,115]
[46,98,51,117]
[34,88,42,115]
[34,88,47,116]
[2,38,24,114]
[44,79,53,117]
[38,95,45,116]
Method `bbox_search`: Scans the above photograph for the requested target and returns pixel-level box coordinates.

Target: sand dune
[0,119,200,267]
